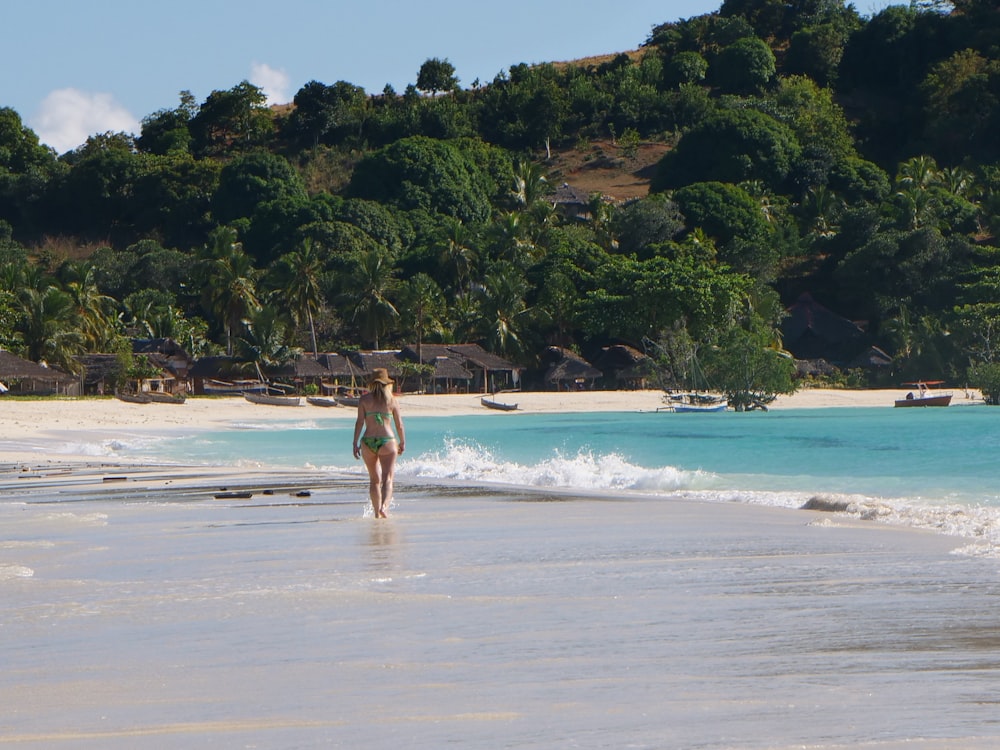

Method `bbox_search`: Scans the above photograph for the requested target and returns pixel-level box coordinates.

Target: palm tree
[884,306,953,378]
[802,185,844,237]
[17,285,85,373]
[449,293,480,345]
[61,261,121,351]
[236,305,300,376]
[525,199,558,239]
[883,304,916,363]
[894,185,937,230]
[937,165,977,199]
[344,249,399,349]
[123,289,176,338]
[587,193,617,250]
[438,217,477,298]
[897,155,939,190]
[270,237,325,356]
[740,180,779,225]
[475,261,534,358]
[511,159,548,210]
[397,273,446,362]
[488,212,537,267]
[196,228,260,356]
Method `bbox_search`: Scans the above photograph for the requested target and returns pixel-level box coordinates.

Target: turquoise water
[140,407,1000,501]
[105,406,1000,553]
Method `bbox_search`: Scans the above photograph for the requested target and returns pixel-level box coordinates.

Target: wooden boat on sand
[244,392,302,406]
[306,396,340,407]
[481,395,519,411]
[894,381,952,407]
[115,392,151,404]
[203,379,269,396]
[331,388,366,407]
[147,392,186,404]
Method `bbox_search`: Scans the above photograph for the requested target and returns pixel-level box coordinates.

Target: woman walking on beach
[352,368,405,518]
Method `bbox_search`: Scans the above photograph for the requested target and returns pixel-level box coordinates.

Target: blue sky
[3,0,900,154]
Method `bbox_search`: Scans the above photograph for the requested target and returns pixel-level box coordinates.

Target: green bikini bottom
[360,436,396,453]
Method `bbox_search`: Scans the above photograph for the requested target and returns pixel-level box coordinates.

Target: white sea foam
[399,438,705,493]
[229,420,321,431]
[0,540,55,549]
[40,511,108,525]
[397,440,1000,556]
[842,496,1000,555]
[0,564,34,580]
[736,490,1000,556]
[59,436,162,457]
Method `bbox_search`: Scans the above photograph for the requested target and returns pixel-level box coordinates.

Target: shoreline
[3,438,997,748]
[0,385,984,490]
[0,386,985,467]
[4,391,998,747]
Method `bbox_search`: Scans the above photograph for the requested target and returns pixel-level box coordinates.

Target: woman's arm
[352,403,364,459]
[392,401,405,454]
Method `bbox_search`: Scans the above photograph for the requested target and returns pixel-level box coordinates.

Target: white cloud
[31,88,141,154]
[250,62,291,105]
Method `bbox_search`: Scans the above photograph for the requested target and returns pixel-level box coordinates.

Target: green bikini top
[366,410,392,426]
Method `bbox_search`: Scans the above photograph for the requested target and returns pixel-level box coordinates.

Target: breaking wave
[398,438,706,493]
[396,439,1000,558]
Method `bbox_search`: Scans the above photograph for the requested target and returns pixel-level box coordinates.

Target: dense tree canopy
[348,136,509,224]
[653,107,801,192]
[2,0,1000,393]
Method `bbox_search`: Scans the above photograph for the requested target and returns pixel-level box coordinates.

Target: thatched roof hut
[794,358,840,378]
[781,293,866,363]
[266,356,330,387]
[317,353,355,378]
[75,354,121,395]
[348,351,404,381]
[76,352,178,395]
[551,182,591,221]
[0,350,75,395]
[847,346,893,370]
[401,343,521,393]
[541,347,602,391]
[590,344,651,389]
[427,356,472,393]
[132,338,191,379]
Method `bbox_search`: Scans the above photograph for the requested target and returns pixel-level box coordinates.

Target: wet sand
[3,477,998,749]
[2,389,998,748]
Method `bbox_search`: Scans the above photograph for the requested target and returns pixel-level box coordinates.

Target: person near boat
[352,368,405,518]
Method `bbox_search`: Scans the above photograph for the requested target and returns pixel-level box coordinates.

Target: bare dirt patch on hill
[543,139,671,202]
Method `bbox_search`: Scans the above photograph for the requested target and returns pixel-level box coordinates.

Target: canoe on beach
[481,396,519,411]
[202,379,269,395]
[244,392,302,406]
[146,392,186,404]
[306,396,341,407]
[115,392,151,404]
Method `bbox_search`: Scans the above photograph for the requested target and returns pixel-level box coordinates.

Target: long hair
[370,381,393,406]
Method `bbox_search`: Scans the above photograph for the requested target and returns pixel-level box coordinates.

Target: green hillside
[3,0,1000,402]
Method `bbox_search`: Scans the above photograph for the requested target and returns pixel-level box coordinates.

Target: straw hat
[369,367,393,385]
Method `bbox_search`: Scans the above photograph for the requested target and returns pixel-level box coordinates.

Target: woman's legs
[377,448,397,517]
[362,442,398,517]
[361,447,383,516]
